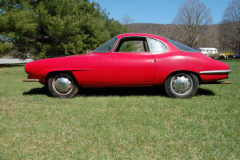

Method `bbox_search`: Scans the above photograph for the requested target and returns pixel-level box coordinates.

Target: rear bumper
[202,81,231,84]
[199,70,231,84]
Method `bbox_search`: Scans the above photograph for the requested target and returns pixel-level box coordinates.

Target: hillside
[126,23,226,52]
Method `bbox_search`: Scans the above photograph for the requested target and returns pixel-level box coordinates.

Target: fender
[40,68,95,84]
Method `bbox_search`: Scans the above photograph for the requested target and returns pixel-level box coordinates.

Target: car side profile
[24,33,231,98]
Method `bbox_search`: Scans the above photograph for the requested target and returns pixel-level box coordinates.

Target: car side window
[114,37,149,52]
[147,38,167,52]
[118,40,145,52]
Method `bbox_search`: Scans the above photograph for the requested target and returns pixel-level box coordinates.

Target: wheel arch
[45,71,80,87]
[165,70,202,85]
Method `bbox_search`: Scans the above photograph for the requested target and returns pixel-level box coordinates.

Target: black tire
[48,73,79,98]
[164,73,199,98]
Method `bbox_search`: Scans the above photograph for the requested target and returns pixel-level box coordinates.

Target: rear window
[167,39,199,52]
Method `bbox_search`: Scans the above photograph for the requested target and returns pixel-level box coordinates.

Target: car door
[101,37,155,84]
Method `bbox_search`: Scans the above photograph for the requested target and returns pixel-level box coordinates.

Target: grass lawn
[0,60,239,159]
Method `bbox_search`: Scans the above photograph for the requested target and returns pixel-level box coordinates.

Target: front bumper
[23,79,39,82]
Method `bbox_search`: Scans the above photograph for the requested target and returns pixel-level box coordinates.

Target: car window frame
[113,36,150,53]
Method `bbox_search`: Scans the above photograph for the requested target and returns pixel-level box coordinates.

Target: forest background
[0,0,239,59]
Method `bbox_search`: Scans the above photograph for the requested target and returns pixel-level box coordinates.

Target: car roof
[116,33,181,52]
[116,33,166,40]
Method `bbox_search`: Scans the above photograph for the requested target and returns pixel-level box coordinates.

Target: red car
[24,33,231,98]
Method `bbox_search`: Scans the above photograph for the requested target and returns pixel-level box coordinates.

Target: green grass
[0,61,239,159]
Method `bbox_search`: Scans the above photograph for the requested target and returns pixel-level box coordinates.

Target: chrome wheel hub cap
[172,76,190,93]
[55,77,72,93]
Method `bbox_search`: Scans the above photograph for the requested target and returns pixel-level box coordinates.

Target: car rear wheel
[164,73,199,98]
[48,73,79,98]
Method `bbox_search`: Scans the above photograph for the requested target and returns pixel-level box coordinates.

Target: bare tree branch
[171,0,213,49]
[122,14,134,30]
[219,0,240,54]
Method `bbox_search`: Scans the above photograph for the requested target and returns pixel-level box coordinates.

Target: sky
[90,0,232,24]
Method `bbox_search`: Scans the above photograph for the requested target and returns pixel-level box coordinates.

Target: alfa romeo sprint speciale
[24,33,231,98]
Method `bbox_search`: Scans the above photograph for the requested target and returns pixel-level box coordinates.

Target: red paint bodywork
[25,33,230,87]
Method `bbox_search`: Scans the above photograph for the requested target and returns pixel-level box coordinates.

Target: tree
[121,14,134,30]
[0,35,12,57]
[172,0,213,49]
[0,42,12,57]
[219,0,240,54]
[105,18,129,38]
[0,0,128,59]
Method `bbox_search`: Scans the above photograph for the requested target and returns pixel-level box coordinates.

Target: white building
[198,48,218,56]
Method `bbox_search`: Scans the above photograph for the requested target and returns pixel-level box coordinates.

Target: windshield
[167,39,199,52]
[93,37,117,52]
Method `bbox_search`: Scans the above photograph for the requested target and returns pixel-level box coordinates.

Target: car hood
[28,52,105,65]
[25,53,106,77]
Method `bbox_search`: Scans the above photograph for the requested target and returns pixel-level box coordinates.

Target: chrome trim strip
[199,70,231,74]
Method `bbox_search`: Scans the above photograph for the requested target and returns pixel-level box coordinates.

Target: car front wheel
[48,73,79,98]
[164,73,199,98]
